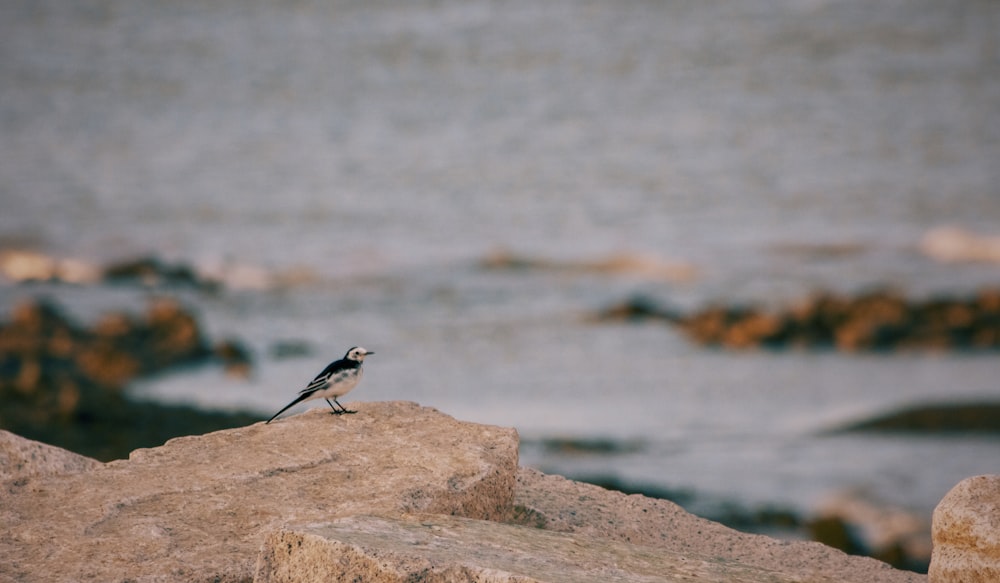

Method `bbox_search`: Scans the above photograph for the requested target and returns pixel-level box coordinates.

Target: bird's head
[345,346,373,362]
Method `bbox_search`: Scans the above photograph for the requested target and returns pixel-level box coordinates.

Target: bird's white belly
[314,368,361,399]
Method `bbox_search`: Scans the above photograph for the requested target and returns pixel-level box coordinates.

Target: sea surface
[2,0,999,523]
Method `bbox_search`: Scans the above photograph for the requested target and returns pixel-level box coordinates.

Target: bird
[265,346,373,424]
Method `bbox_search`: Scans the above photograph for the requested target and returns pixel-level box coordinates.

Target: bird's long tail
[265,392,313,424]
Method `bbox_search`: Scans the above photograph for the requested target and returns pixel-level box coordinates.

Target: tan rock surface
[929,474,1000,583]
[0,402,518,582]
[1,402,929,583]
[509,468,926,583]
[0,429,103,480]
[255,513,830,583]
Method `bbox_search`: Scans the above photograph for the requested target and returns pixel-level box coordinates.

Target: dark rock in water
[269,339,313,359]
[529,435,646,455]
[0,298,257,460]
[103,256,218,290]
[833,402,1000,434]
[808,516,868,557]
[589,294,683,323]
[214,338,254,378]
[479,249,699,281]
[811,491,932,573]
[598,287,1000,352]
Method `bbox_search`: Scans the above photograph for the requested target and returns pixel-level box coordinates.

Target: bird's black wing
[300,357,354,393]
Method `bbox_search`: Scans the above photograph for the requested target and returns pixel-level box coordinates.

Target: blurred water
[2,0,999,519]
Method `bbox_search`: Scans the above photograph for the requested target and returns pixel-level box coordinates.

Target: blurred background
[2,0,999,572]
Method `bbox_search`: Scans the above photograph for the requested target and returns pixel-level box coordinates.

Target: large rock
[0,429,102,480]
[508,469,925,583]
[929,475,1000,583]
[0,402,518,582]
[255,514,826,583]
[1,401,927,583]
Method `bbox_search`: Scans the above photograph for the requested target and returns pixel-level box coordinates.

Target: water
[2,0,999,522]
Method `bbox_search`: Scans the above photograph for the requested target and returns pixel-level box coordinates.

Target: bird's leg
[325,399,345,415]
[332,397,356,415]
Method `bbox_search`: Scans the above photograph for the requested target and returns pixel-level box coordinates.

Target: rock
[597,288,1000,352]
[214,338,254,377]
[808,515,868,557]
[921,226,1000,264]
[103,255,217,290]
[0,249,100,284]
[768,241,868,259]
[508,469,924,583]
[0,429,102,481]
[833,402,1000,435]
[0,402,518,582]
[196,259,322,291]
[142,297,213,369]
[0,403,927,582]
[0,297,215,395]
[268,339,313,359]
[588,294,684,323]
[0,249,61,282]
[255,514,821,583]
[528,435,646,455]
[479,249,699,282]
[0,298,259,461]
[813,490,931,572]
[929,475,1000,583]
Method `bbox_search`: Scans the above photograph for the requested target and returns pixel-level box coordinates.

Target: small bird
[265,346,373,424]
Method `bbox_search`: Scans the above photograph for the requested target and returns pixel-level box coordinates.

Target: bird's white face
[346,346,372,362]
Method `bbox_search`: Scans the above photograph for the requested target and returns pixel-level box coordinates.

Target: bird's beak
[366,351,375,355]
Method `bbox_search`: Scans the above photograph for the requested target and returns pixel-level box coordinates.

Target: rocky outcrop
[1,402,929,583]
[0,249,101,284]
[0,298,255,460]
[1,402,518,582]
[833,403,1000,435]
[929,475,1000,583]
[0,249,319,291]
[102,255,218,290]
[597,288,1000,351]
[0,297,243,394]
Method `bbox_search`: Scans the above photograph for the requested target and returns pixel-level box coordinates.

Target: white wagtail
[265,346,373,424]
